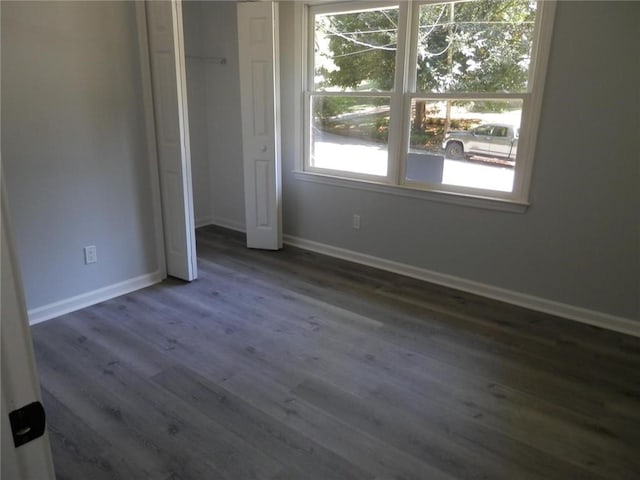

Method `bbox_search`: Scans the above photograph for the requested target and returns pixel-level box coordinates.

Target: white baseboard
[200,216,246,233]
[284,235,640,338]
[195,216,215,228]
[28,270,165,326]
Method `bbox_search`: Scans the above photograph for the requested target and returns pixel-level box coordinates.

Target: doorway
[145,0,283,279]
[181,2,246,232]
[178,1,283,251]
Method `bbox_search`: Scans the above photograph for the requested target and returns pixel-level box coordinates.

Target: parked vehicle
[443,123,519,160]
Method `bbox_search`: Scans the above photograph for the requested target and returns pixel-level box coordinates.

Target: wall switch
[84,245,97,264]
[352,214,361,230]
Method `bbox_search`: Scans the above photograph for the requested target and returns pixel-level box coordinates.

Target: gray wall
[3,1,637,322]
[182,1,245,229]
[2,1,159,310]
[279,1,640,321]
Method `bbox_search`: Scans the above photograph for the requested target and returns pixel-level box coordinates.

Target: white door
[237,2,282,250]
[1,177,56,480]
[145,0,197,280]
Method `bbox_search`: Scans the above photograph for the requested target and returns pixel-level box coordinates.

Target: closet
[182,1,246,231]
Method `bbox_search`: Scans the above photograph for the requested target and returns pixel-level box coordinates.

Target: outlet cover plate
[84,245,97,264]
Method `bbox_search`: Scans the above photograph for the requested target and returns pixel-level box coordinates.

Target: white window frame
[297,0,556,212]
[304,1,405,185]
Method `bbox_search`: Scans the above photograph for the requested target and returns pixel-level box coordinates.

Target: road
[312,129,515,192]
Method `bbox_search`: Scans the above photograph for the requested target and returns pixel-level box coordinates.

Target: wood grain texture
[32,225,640,480]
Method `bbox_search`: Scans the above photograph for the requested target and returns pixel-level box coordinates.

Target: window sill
[292,170,530,213]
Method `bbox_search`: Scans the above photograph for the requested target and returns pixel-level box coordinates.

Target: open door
[1,176,56,480]
[237,2,282,250]
[145,0,198,280]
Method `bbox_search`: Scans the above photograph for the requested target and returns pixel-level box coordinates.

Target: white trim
[172,0,199,279]
[135,2,167,280]
[202,216,247,233]
[194,217,246,232]
[309,1,398,17]
[293,2,306,172]
[301,0,557,207]
[391,1,412,185]
[293,170,529,213]
[309,91,394,98]
[27,271,165,326]
[2,174,57,478]
[283,234,640,338]
[406,92,530,101]
[512,0,556,203]
[195,216,216,228]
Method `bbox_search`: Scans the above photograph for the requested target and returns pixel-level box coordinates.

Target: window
[308,4,400,178]
[304,0,555,207]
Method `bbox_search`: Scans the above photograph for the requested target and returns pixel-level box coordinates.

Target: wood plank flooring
[32,225,640,480]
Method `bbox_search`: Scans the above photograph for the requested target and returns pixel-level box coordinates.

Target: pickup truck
[442,123,519,161]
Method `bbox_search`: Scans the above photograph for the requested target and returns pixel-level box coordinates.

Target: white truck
[443,123,519,161]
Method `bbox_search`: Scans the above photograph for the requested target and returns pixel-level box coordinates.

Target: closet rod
[185,54,227,65]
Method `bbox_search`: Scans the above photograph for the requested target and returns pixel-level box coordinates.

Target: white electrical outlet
[352,214,361,229]
[84,245,97,264]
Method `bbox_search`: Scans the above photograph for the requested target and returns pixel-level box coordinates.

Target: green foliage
[374,116,389,142]
[416,0,536,93]
[468,99,523,113]
[316,0,536,94]
[316,7,398,91]
[314,96,390,123]
[313,96,391,143]
[314,96,363,123]
[410,116,481,149]
[316,108,480,149]
[313,1,534,144]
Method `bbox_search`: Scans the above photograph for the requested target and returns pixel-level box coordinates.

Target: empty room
[1,1,639,479]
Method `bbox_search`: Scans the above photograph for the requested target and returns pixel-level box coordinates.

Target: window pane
[311,96,389,176]
[314,6,399,92]
[416,0,537,93]
[406,99,523,192]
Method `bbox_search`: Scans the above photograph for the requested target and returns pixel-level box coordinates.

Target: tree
[415,0,536,93]
[315,0,536,139]
[315,7,398,91]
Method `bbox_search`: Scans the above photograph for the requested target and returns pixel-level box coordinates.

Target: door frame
[137,0,284,261]
[135,1,168,281]
[135,0,198,281]
[1,173,56,480]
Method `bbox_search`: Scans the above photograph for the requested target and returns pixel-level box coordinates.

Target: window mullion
[406,1,420,93]
[396,1,420,186]
[387,1,412,185]
[306,5,315,91]
[408,92,529,101]
[309,91,392,98]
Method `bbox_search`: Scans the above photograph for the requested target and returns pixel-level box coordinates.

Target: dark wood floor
[32,226,640,480]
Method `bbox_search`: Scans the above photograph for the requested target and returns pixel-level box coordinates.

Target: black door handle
[9,401,46,448]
